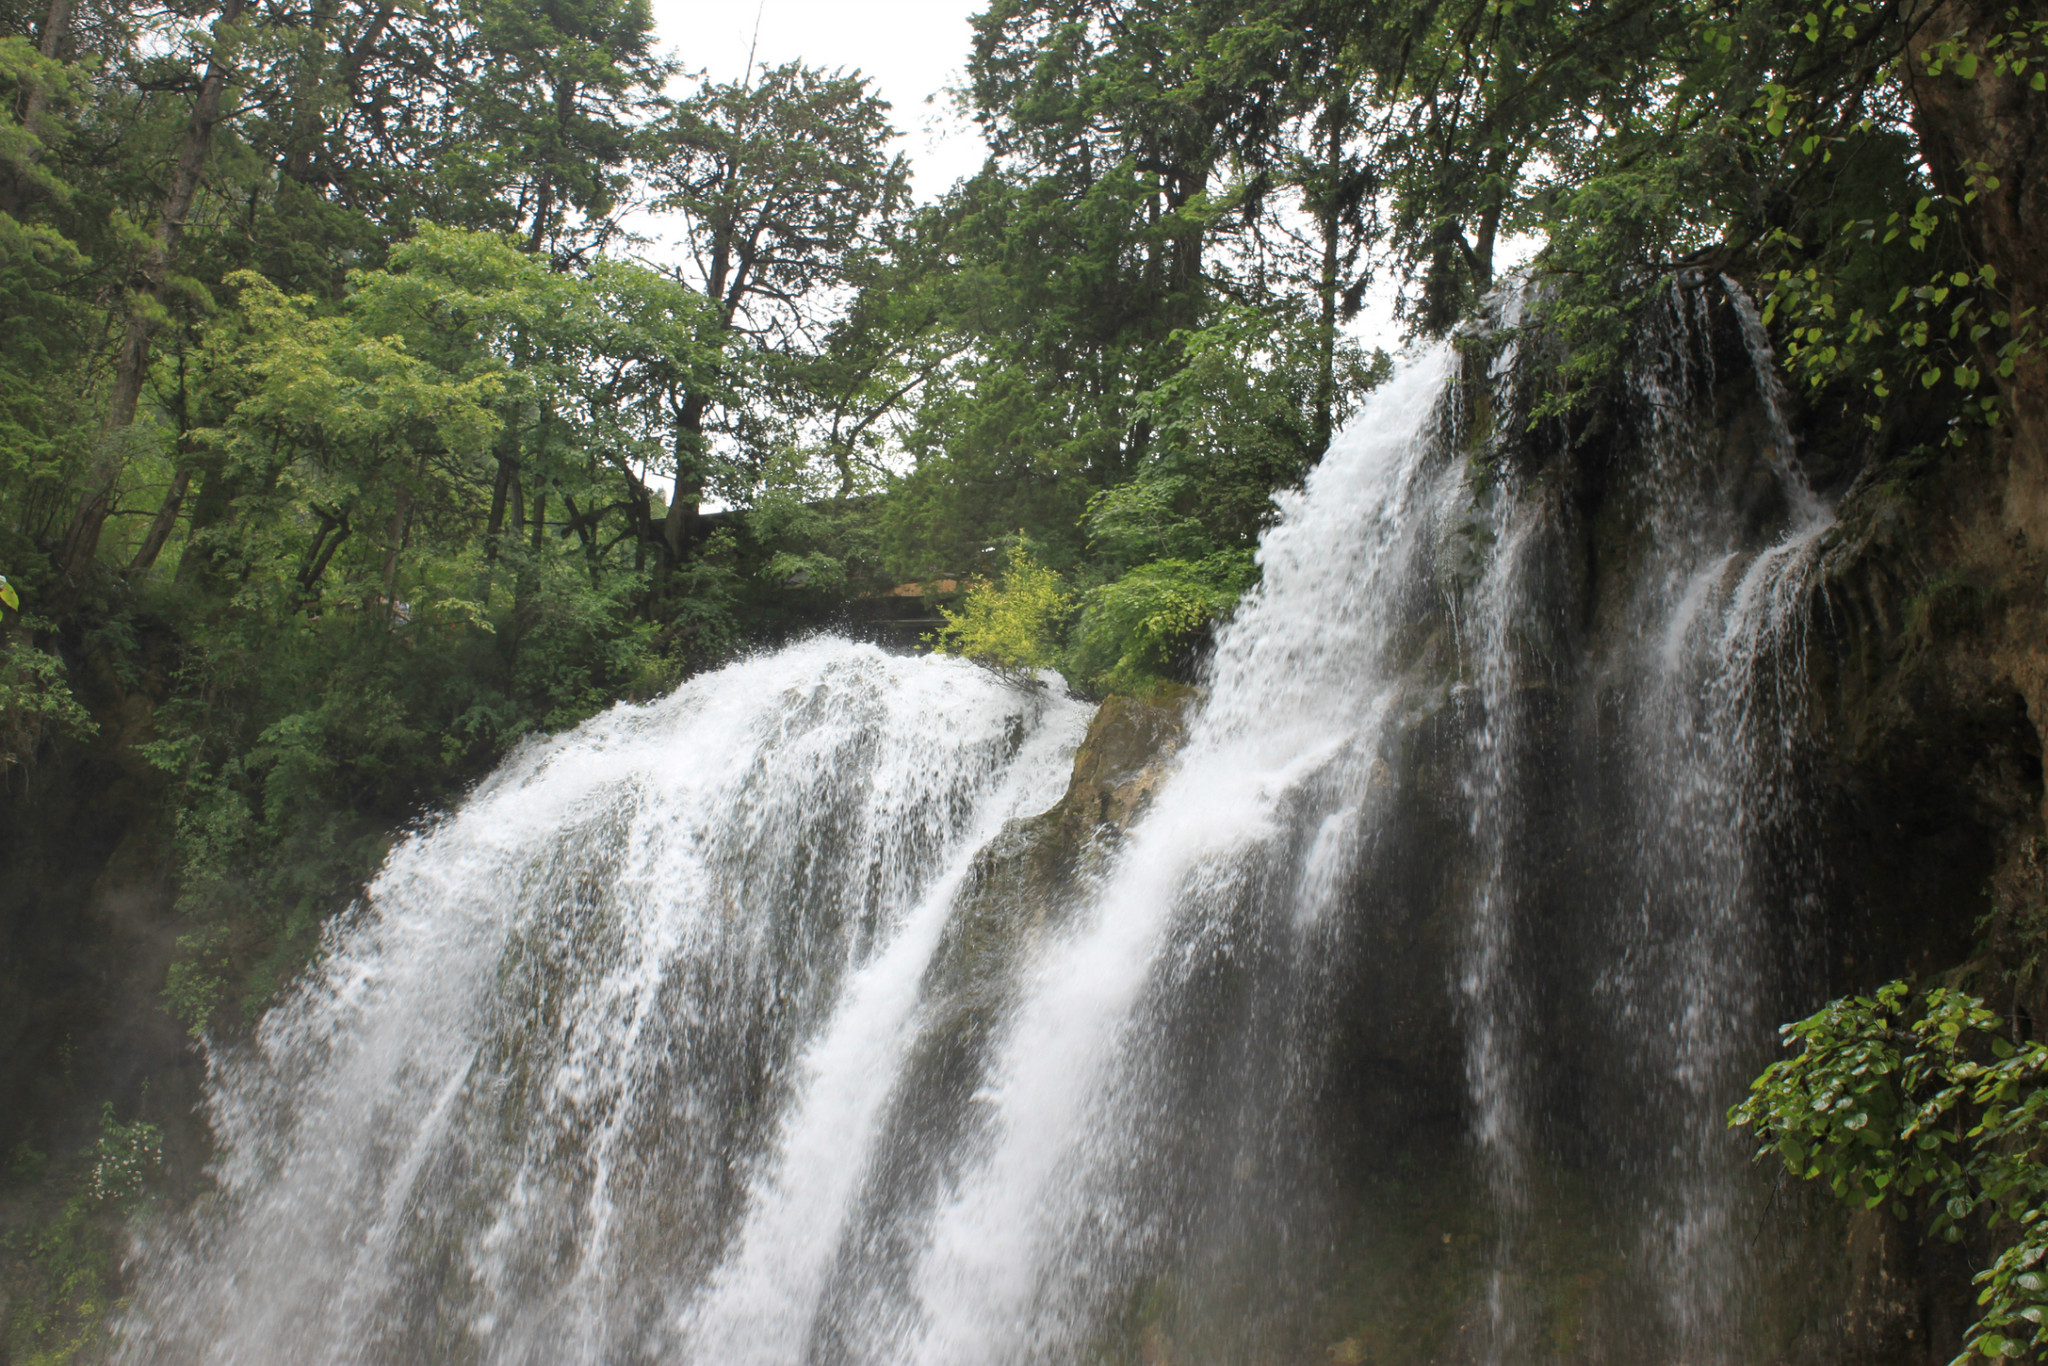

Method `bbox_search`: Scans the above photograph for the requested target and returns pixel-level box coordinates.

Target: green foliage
[640,60,911,535]
[0,639,97,774]
[929,542,1258,696]
[455,0,668,254]
[1125,308,1390,558]
[1069,552,1258,694]
[160,926,230,1040]
[871,0,1400,580]
[1733,982,2048,1362]
[1751,0,2044,443]
[2,1104,163,1365]
[84,1105,162,1207]
[929,545,1075,678]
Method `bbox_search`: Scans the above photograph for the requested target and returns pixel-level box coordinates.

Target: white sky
[644,0,990,201]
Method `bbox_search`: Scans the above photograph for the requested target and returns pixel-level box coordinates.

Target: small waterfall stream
[120,288,1839,1365]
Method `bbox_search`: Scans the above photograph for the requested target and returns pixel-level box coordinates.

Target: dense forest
[1,0,2042,1357]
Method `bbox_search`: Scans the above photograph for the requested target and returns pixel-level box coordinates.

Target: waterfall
[1609,286,1832,1362]
[118,641,1090,1365]
[120,292,1835,1365]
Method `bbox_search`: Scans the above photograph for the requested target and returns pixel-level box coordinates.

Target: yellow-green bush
[928,547,1074,678]
[931,548,1259,697]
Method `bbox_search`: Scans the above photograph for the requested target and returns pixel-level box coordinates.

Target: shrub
[1068,551,1257,695]
[1732,981,2048,1362]
[928,546,1073,679]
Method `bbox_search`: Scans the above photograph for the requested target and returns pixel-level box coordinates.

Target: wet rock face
[924,688,1197,997]
[1781,419,2048,1361]
[935,687,1197,939]
[1050,692,1194,838]
[1803,415,2048,999]
[1907,0,2048,550]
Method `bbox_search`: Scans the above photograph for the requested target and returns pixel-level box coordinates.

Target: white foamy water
[869,350,1462,1366]
[118,639,1087,1365]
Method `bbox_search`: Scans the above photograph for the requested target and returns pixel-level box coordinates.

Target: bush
[0,640,97,776]
[928,545,1072,679]
[1732,981,2048,1363]
[930,547,1260,696]
[1068,551,1257,695]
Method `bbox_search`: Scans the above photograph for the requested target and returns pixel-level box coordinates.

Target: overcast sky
[644,0,990,201]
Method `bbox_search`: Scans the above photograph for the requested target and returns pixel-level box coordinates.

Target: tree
[866,0,1395,581]
[456,0,668,257]
[59,0,251,581]
[641,60,910,571]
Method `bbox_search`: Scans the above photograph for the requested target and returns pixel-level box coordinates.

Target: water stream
[120,291,1836,1365]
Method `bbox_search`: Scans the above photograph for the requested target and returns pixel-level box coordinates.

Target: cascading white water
[1615,281,1832,1362]
[118,640,1089,1365]
[868,353,1462,1366]
[121,289,1838,1366]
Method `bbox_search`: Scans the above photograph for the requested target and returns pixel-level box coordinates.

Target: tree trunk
[1313,110,1345,459]
[1902,0,2048,825]
[598,453,656,574]
[1455,144,1510,300]
[661,397,709,568]
[32,0,68,75]
[526,75,580,256]
[297,510,350,602]
[382,483,412,610]
[279,0,340,186]
[559,492,603,583]
[527,169,555,256]
[1905,0,2048,540]
[128,349,197,577]
[485,415,521,564]
[59,0,247,578]
[513,484,544,617]
[126,467,191,576]
[172,448,231,588]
